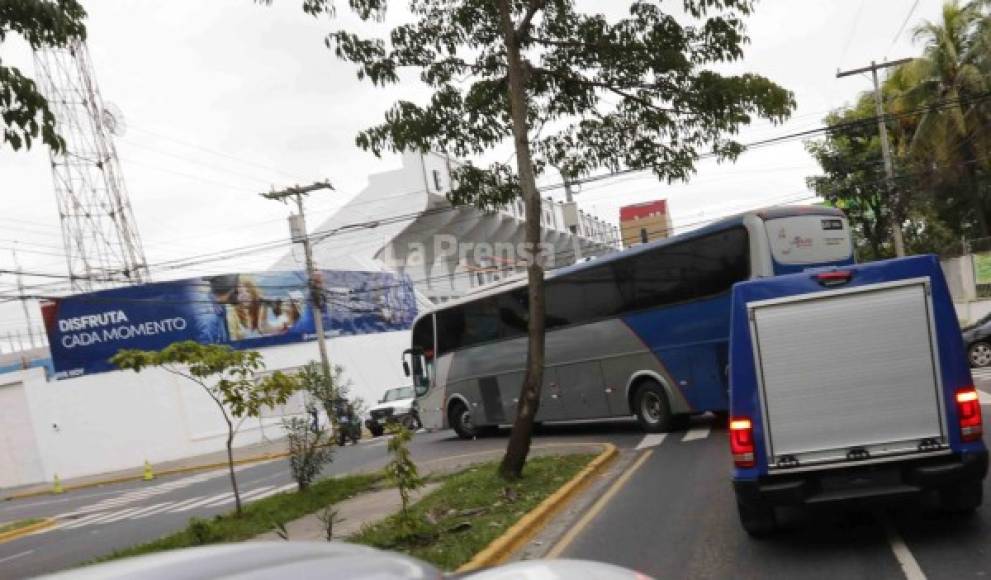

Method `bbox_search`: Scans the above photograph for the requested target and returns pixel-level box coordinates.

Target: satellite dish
[102,102,127,137]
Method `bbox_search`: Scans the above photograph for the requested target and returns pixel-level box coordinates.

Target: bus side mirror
[402,361,411,377]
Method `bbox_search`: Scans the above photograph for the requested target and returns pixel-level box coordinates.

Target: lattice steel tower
[33,39,148,291]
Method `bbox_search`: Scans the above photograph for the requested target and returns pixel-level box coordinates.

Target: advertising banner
[41,270,417,379]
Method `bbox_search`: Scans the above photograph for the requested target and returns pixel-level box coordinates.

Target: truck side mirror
[402,361,411,377]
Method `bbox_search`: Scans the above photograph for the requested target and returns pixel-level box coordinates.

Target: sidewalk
[254,483,442,541]
[251,442,607,544]
[3,438,291,500]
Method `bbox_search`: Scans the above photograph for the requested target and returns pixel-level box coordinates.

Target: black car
[963,312,991,367]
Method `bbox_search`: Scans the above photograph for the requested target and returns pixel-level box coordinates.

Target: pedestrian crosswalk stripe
[248,483,296,501]
[979,390,991,406]
[200,493,235,509]
[164,496,209,512]
[171,492,230,512]
[55,483,295,530]
[239,485,275,500]
[56,465,258,519]
[100,503,172,524]
[60,511,123,530]
[635,433,667,450]
[682,425,711,442]
[62,507,145,529]
[130,502,180,520]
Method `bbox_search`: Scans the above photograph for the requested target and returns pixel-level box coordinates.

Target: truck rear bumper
[734,451,989,507]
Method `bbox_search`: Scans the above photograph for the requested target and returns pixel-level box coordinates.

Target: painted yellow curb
[0,518,56,544]
[3,451,291,501]
[456,442,619,573]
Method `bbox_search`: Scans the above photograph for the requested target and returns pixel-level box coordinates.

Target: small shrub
[188,518,218,545]
[284,406,334,491]
[316,505,341,541]
[385,424,423,527]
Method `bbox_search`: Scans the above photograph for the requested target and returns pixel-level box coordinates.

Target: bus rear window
[766,215,853,265]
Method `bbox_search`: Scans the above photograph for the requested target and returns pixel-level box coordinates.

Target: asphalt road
[0,421,643,578]
[552,373,991,580]
[6,373,991,579]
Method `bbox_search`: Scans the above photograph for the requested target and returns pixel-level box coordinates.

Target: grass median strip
[92,472,382,563]
[0,518,44,535]
[352,453,594,571]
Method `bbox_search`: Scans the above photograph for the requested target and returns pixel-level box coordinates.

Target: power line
[887,0,922,58]
[11,89,982,290]
[838,0,868,70]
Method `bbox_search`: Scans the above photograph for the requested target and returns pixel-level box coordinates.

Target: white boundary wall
[0,331,410,489]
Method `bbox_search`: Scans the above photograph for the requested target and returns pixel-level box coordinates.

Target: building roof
[619,200,667,221]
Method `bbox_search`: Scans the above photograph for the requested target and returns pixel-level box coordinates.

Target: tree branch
[162,364,231,426]
[516,0,545,40]
[533,67,687,115]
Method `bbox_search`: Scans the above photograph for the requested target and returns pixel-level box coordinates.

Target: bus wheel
[449,402,477,439]
[634,380,672,433]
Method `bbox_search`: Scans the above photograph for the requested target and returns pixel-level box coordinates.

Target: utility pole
[837,58,913,257]
[262,181,334,378]
[11,251,36,349]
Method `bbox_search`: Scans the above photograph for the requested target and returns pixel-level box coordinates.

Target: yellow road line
[456,443,618,572]
[546,448,654,559]
[0,518,56,544]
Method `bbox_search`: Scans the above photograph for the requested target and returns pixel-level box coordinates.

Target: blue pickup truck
[728,255,987,535]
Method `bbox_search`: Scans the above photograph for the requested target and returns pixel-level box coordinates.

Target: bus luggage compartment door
[749,279,947,469]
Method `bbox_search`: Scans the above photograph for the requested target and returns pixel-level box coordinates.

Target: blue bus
[403,206,855,438]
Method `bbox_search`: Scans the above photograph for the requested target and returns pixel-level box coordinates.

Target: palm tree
[904,0,991,236]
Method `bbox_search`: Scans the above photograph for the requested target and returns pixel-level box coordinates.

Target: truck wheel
[336,431,346,447]
[369,425,384,438]
[633,380,673,433]
[940,479,983,514]
[737,498,777,537]
[449,401,477,439]
[400,414,417,430]
[969,342,991,367]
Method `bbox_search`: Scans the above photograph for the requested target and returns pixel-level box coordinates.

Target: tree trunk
[497,0,546,480]
[226,425,242,515]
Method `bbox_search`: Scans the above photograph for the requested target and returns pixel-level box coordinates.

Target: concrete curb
[0,518,56,544]
[456,442,619,573]
[2,451,291,501]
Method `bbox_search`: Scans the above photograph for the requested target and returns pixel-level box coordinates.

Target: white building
[273,152,620,304]
[0,153,619,489]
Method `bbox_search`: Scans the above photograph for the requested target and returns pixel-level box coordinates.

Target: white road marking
[172,492,231,512]
[979,390,991,406]
[60,508,142,530]
[129,502,180,520]
[198,493,236,509]
[237,486,277,502]
[54,467,261,520]
[0,550,34,564]
[247,483,296,501]
[58,511,119,530]
[681,425,712,442]
[635,433,667,450]
[164,496,210,512]
[101,503,173,523]
[881,517,927,580]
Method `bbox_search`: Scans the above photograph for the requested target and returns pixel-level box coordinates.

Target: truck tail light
[956,387,984,443]
[729,417,755,468]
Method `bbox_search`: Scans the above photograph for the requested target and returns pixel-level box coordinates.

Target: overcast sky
[0,0,942,339]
